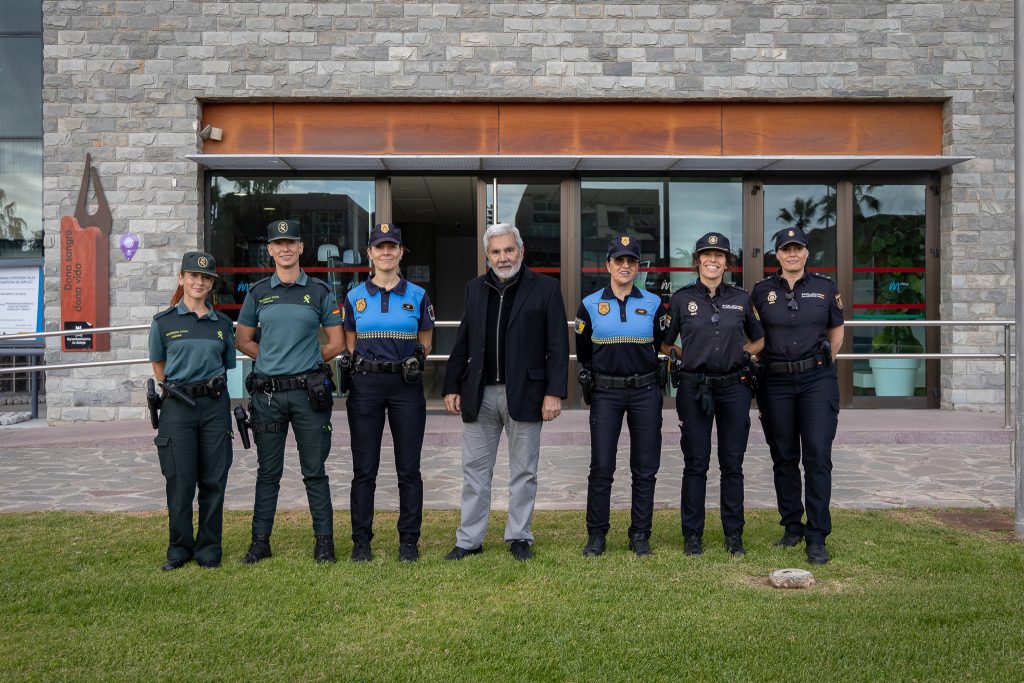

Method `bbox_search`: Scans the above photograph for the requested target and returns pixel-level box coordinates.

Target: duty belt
[676,370,743,388]
[592,370,659,389]
[174,376,227,398]
[354,356,403,374]
[766,355,826,375]
[252,372,315,392]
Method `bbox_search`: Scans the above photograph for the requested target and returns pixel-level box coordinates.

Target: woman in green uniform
[149,251,236,570]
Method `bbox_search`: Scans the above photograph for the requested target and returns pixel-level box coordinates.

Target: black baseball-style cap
[694,232,731,254]
[180,251,218,278]
[267,219,301,242]
[607,235,641,260]
[369,223,403,246]
[774,227,809,251]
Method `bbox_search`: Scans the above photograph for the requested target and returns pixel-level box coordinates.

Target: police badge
[355,298,367,313]
[597,302,610,315]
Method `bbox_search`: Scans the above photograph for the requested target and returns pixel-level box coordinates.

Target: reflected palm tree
[0,188,28,252]
[777,197,821,230]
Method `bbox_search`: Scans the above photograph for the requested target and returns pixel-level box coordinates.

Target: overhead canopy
[187,154,970,173]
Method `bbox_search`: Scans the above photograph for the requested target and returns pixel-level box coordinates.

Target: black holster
[233,404,251,449]
[336,352,353,394]
[820,340,834,367]
[669,349,683,389]
[305,365,335,411]
[146,378,162,429]
[578,367,594,406]
[401,344,426,384]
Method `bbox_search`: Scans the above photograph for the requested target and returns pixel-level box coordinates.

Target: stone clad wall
[41,1,1014,420]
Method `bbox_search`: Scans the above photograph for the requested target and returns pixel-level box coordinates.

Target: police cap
[775,227,809,251]
[607,235,641,260]
[267,219,301,242]
[180,251,218,279]
[694,232,731,255]
[369,223,403,246]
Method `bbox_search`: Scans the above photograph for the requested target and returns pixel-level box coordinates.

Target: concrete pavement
[0,409,1014,513]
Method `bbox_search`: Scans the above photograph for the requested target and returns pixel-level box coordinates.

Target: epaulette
[680,281,698,289]
[248,275,272,290]
[755,275,774,284]
[811,272,833,282]
[308,275,332,291]
[153,306,176,320]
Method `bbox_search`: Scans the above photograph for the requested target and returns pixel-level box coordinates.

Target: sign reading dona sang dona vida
[60,153,112,352]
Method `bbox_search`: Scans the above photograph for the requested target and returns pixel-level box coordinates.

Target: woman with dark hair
[661,232,764,557]
[148,251,236,570]
[343,223,434,563]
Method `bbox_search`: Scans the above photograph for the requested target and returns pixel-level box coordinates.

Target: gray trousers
[455,385,543,548]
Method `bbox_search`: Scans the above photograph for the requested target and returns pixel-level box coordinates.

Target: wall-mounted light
[199,125,223,141]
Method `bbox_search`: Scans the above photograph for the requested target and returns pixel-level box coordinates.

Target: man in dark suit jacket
[442,223,569,561]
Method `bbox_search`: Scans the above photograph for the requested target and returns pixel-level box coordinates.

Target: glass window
[0,140,42,258]
[208,175,375,319]
[668,178,744,289]
[487,182,561,279]
[580,178,666,300]
[0,37,42,137]
[0,0,42,33]
[851,184,927,397]
[763,183,837,277]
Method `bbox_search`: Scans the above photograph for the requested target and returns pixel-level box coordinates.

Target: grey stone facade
[41,1,1014,421]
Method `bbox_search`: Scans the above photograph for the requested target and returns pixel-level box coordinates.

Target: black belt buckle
[623,375,637,388]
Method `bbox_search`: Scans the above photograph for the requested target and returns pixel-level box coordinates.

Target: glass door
[486,180,562,279]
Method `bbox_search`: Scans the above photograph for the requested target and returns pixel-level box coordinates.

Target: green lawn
[2,509,1022,682]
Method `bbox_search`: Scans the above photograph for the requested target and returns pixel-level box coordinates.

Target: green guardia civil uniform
[148,254,236,567]
[239,268,341,537]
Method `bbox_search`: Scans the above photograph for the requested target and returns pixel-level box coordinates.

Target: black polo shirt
[663,281,764,374]
[750,271,844,362]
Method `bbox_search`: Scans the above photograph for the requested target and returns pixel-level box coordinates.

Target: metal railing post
[1006,322,1013,430]
[30,369,39,420]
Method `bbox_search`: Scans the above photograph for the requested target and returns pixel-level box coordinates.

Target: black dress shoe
[628,534,652,557]
[582,533,606,557]
[243,534,272,565]
[806,543,830,565]
[725,532,746,557]
[197,560,221,569]
[351,541,372,563]
[161,557,191,571]
[444,545,483,561]
[398,542,419,563]
[774,531,804,548]
[314,535,337,564]
[683,533,703,556]
[509,540,533,561]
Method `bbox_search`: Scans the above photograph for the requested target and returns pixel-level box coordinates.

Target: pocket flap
[153,436,170,447]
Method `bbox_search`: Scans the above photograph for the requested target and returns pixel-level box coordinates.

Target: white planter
[869,358,921,397]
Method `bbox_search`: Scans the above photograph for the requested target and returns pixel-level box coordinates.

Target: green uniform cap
[267,219,302,242]
[180,251,218,278]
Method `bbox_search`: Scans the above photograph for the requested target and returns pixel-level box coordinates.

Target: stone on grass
[768,568,815,589]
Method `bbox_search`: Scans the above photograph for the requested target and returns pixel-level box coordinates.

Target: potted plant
[869,326,924,396]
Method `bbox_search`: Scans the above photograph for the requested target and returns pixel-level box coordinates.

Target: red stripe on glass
[852,267,926,273]
[852,303,926,309]
[218,266,371,273]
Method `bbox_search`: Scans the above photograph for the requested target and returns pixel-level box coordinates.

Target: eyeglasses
[785,292,799,311]
[710,302,721,325]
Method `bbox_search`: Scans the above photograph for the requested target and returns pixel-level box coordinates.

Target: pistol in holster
[578,366,594,406]
[820,339,834,367]
[336,352,353,395]
[146,378,162,429]
[401,344,426,384]
[669,349,683,389]
[159,381,197,408]
[233,404,252,449]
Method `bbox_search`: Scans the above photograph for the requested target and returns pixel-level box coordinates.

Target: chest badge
[217,330,224,340]
[597,302,610,315]
[402,302,415,311]
[687,300,698,316]
[303,294,311,304]
[635,308,647,316]
[767,290,777,304]
[355,298,366,313]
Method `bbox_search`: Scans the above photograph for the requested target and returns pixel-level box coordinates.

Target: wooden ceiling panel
[273,103,500,155]
[200,103,274,154]
[722,102,943,156]
[499,103,723,155]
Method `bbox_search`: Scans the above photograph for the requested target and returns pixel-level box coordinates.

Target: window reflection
[0,0,43,33]
[763,184,837,275]
[0,140,42,258]
[669,179,743,289]
[851,184,927,397]
[487,182,561,278]
[0,37,42,137]
[208,175,375,319]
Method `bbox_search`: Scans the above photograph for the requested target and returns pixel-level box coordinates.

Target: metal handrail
[1,318,1016,426]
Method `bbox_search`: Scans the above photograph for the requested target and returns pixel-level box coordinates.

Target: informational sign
[0,266,43,337]
[60,154,111,352]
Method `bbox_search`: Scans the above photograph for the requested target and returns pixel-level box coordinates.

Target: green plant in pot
[871,325,923,355]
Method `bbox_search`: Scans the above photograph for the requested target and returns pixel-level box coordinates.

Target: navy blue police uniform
[663,233,764,553]
[343,223,434,558]
[238,220,341,553]
[750,227,844,560]
[575,236,667,554]
[148,251,236,569]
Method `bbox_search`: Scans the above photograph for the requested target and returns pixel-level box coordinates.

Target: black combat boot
[314,535,337,564]
[243,533,272,565]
